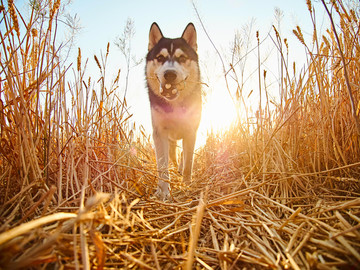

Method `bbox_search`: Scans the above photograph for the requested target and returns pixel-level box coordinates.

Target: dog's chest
[151,103,201,139]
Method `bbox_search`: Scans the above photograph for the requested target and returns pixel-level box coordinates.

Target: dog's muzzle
[159,70,180,100]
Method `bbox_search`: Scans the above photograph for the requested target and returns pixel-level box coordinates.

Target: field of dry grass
[1,0,360,269]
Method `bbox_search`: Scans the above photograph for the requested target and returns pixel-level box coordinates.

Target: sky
[16,0,328,146]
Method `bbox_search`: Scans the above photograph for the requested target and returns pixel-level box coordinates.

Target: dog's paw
[154,187,169,201]
[154,180,170,201]
[183,175,191,185]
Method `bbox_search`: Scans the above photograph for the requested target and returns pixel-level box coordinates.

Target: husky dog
[146,22,202,199]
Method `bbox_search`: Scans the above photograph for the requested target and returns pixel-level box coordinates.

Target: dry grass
[1,0,360,269]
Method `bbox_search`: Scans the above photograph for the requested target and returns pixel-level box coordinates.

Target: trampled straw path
[1,176,359,269]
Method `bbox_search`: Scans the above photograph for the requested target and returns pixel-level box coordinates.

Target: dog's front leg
[169,139,178,168]
[153,130,170,199]
[182,132,196,184]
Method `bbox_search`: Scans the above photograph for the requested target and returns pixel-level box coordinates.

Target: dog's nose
[164,70,177,83]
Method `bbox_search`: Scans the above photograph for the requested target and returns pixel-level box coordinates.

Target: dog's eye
[156,55,166,63]
[178,55,188,63]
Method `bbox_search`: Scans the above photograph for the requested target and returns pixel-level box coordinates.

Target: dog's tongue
[164,83,177,93]
[164,83,172,90]
[160,83,178,98]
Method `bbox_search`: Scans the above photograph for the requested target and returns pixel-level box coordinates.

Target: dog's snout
[164,70,177,82]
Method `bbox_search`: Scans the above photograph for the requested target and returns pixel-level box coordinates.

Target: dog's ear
[148,23,163,51]
[182,23,197,51]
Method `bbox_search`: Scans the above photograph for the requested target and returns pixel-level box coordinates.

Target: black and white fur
[145,22,202,199]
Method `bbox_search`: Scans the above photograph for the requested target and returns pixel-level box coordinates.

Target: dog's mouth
[159,83,179,101]
[156,72,189,101]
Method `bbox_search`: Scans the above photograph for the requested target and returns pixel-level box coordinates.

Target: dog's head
[146,23,199,102]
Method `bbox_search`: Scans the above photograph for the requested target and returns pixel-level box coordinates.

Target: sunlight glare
[196,87,237,147]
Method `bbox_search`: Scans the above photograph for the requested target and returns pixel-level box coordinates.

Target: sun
[196,87,238,147]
